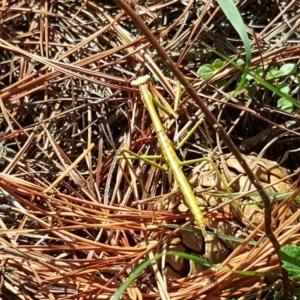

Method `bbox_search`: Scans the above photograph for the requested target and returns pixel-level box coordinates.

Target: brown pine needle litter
[0,1,300,299]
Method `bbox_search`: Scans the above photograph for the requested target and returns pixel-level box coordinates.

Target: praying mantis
[118,75,245,236]
[119,75,207,236]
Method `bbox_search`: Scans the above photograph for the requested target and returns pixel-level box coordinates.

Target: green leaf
[280,244,300,277]
[197,64,215,79]
[213,58,224,69]
[265,63,297,80]
[266,69,282,80]
[279,84,290,94]
[236,58,245,65]
[202,44,300,109]
[246,66,263,81]
[279,63,297,76]
[277,98,293,113]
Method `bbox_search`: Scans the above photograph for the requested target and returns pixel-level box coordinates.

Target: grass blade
[216,0,251,93]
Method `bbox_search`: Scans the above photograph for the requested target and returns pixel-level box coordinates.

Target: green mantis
[127,75,206,236]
